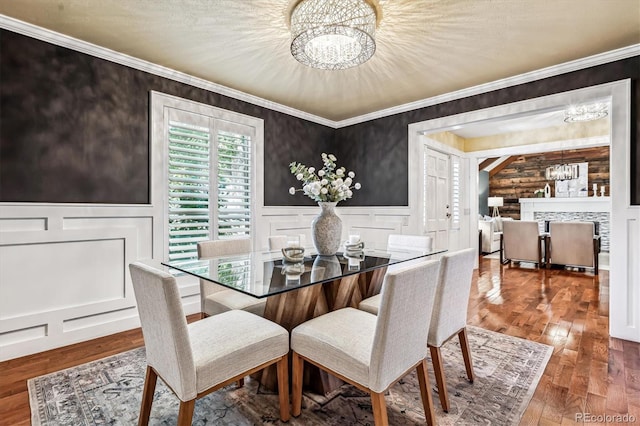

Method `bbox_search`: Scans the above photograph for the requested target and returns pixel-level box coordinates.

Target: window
[153,93,262,264]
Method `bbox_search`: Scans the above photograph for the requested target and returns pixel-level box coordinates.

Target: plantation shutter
[166,117,254,262]
[167,114,211,263]
[216,126,252,239]
[156,93,260,265]
[451,155,461,230]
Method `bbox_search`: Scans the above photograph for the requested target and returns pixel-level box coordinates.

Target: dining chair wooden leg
[370,391,389,426]
[416,359,436,426]
[458,328,475,382]
[138,366,157,426]
[177,399,195,426]
[236,378,244,388]
[292,352,304,417]
[277,355,290,422]
[429,345,449,412]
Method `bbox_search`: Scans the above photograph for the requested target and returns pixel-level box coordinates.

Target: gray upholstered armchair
[500,220,545,267]
[546,221,600,274]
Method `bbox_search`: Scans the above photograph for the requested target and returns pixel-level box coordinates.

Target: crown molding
[1,15,638,130]
[0,15,336,128]
[335,44,640,128]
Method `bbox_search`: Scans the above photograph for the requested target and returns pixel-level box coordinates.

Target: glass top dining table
[162,246,446,299]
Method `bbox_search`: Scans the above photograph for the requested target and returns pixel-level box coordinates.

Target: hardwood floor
[469,257,640,425]
[1,259,639,425]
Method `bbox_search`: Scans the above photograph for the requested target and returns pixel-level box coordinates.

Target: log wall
[489,146,609,219]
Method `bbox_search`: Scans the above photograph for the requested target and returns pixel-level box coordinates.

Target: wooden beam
[478,157,499,170]
[489,156,517,178]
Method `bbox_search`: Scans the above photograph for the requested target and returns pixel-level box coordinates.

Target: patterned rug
[28,326,551,425]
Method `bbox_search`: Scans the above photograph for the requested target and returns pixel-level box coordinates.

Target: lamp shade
[487,197,503,207]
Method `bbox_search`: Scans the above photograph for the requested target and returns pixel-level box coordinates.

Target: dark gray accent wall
[0,30,333,204]
[1,29,638,206]
[334,56,640,206]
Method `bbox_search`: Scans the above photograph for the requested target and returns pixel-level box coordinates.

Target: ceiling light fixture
[545,151,579,181]
[290,0,378,70]
[564,102,608,123]
[545,163,579,181]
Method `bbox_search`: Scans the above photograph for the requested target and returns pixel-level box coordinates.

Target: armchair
[479,217,512,254]
[547,221,600,274]
[500,220,545,267]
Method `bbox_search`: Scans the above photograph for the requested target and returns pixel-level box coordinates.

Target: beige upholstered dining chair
[267,234,307,250]
[358,248,477,412]
[291,260,441,425]
[129,262,290,425]
[547,221,600,274]
[197,239,266,317]
[388,233,434,252]
[500,220,545,267]
[357,233,434,315]
[427,247,476,412]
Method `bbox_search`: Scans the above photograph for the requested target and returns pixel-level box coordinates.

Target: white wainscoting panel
[64,216,155,260]
[268,216,314,249]
[0,211,146,361]
[0,324,47,346]
[343,216,404,250]
[0,237,126,319]
[0,217,47,232]
[259,207,412,251]
[63,306,139,333]
[0,203,427,362]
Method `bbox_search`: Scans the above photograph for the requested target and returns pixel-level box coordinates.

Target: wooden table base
[254,266,387,394]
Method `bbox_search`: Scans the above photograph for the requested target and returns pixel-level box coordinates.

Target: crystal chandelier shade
[564,102,608,123]
[545,163,579,181]
[290,0,377,70]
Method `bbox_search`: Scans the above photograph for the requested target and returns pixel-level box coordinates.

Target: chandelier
[564,102,608,123]
[545,163,579,181]
[290,0,378,70]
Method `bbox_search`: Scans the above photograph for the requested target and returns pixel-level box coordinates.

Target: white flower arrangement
[289,153,361,203]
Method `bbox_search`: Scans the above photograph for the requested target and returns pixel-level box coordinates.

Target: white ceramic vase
[311,202,342,256]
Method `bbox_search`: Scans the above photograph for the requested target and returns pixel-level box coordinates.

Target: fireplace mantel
[519,197,611,215]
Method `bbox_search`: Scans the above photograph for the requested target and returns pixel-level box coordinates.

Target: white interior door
[424,146,450,250]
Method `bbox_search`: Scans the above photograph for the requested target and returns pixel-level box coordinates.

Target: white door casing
[408,79,639,343]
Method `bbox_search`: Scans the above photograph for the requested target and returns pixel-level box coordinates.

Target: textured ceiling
[0,0,639,121]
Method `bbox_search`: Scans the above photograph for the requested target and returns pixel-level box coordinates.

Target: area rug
[28,326,552,425]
